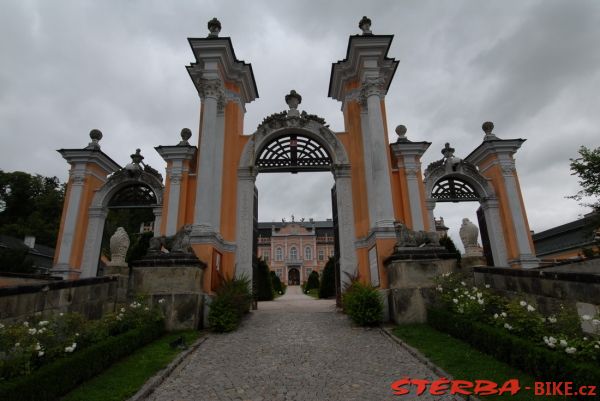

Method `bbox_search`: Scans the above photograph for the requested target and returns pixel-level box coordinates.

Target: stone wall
[473,265,600,319]
[0,276,121,324]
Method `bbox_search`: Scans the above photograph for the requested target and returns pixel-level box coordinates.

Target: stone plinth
[385,252,457,324]
[131,253,206,331]
[460,255,487,272]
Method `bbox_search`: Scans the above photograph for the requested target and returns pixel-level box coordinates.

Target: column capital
[197,78,225,102]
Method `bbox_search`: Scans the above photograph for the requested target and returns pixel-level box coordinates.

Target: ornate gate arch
[424,143,508,266]
[235,107,357,287]
[80,153,164,277]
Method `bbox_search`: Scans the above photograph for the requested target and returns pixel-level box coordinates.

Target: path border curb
[128,335,208,401]
[380,326,480,401]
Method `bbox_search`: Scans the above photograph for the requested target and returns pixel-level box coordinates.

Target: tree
[270,271,284,294]
[439,234,461,264]
[254,257,274,301]
[318,257,336,299]
[305,270,320,291]
[569,146,600,213]
[0,247,34,273]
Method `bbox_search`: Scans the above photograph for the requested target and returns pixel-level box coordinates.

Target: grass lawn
[392,324,566,400]
[61,330,201,401]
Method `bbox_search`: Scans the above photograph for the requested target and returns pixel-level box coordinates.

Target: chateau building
[257,219,335,285]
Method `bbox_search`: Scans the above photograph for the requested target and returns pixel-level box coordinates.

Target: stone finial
[482,121,498,140]
[85,129,103,150]
[207,18,221,38]
[125,148,144,173]
[359,16,372,35]
[285,90,302,117]
[459,218,483,257]
[395,125,408,142]
[441,142,455,158]
[179,128,192,145]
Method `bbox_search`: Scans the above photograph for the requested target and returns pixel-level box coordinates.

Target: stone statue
[459,218,483,257]
[108,227,130,267]
[441,143,462,172]
[394,223,440,247]
[148,224,194,255]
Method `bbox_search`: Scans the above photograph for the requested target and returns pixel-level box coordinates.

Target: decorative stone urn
[108,227,130,267]
[459,218,483,257]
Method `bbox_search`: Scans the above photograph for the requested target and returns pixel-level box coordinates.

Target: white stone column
[333,165,358,288]
[54,171,86,273]
[425,198,436,232]
[211,105,226,230]
[235,167,257,281]
[360,107,377,226]
[166,162,183,236]
[194,79,224,230]
[404,157,425,231]
[80,207,108,278]
[153,207,162,238]
[499,161,538,268]
[481,198,508,267]
[361,77,395,228]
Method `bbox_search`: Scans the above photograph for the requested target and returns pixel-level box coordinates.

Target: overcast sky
[1,0,599,250]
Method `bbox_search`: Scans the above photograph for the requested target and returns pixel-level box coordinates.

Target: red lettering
[474,380,499,396]
[586,385,597,396]
[534,382,546,395]
[412,379,431,396]
[551,382,564,395]
[390,378,411,395]
[450,380,474,395]
[497,379,520,396]
[564,382,573,396]
[429,378,450,395]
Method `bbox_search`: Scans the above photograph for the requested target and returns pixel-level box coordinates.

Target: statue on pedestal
[108,227,130,267]
[459,218,483,257]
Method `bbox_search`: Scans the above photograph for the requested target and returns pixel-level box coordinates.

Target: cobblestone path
[148,286,458,401]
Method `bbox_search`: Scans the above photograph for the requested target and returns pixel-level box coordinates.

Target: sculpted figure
[108,227,130,266]
[148,224,194,255]
[459,218,483,256]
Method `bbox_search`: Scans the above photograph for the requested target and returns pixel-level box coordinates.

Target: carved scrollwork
[197,78,225,103]
[359,76,385,105]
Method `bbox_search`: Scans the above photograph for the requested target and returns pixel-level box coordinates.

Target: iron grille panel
[108,184,157,208]
[256,135,332,173]
[432,177,479,202]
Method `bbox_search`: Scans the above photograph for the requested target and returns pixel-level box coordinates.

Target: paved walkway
[148,286,458,401]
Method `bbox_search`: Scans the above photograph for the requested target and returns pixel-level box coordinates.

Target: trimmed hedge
[428,308,600,399]
[0,319,164,401]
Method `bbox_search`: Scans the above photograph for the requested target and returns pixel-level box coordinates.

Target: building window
[276,247,283,261]
[318,249,324,261]
[305,246,312,260]
[306,268,312,277]
[276,269,282,278]
[329,248,334,257]
[262,250,269,262]
[290,246,298,261]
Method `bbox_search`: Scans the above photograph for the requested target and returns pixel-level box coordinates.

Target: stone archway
[423,153,508,267]
[235,110,357,289]
[80,168,164,277]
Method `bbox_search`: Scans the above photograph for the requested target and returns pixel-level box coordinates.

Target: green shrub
[305,271,320,292]
[342,282,383,326]
[270,271,283,294]
[318,257,336,299]
[254,257,274,301]
[428,308,600,399]
[439,234,461,263]
[208,275,252,333]
[0,319,164,401]
[126,231,153,262]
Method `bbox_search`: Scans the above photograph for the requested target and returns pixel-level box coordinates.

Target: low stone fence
[473,265,600,320]
[0,276,121,324]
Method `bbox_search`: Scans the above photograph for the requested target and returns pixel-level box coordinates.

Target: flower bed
[0,300,165,401]
[429,272,600,396]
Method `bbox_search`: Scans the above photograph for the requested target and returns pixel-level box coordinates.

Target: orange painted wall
[53,176,74,264]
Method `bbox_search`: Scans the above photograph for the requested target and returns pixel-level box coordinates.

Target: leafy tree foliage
[318,257,336,299]
[305,270,320,291]
[0,171,65,247]
[569,145,600,212]
[439,234,461,263]
[270,270,284,294]
[254,257,274,301]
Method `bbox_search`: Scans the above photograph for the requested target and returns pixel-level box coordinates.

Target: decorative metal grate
[256,134,332,173]
[431,177,479,202]
[108,184,157,208]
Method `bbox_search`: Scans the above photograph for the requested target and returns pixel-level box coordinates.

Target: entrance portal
[288,268,300,285]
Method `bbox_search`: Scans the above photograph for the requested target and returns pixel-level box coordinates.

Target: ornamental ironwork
[431,177,480,202]
[255,134,332,173]
[108,184,158,208]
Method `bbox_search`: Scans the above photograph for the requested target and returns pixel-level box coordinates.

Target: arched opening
[236,115,356,303]
[424,162,508,267]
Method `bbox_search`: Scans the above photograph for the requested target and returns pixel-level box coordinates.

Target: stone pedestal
[460,255,488,273]
[103,265,130,303]
[131,254,206,331]
[385,253,457,324]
